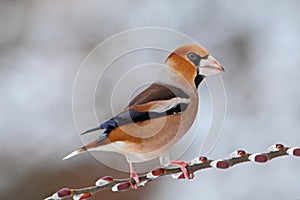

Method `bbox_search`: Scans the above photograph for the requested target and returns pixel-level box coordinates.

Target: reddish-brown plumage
[166,53,197,86]
[64,44,224,187]
[72,44,214,154]
[171,44,209,58]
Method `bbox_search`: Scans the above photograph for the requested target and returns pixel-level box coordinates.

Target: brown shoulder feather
[128,83,189,107]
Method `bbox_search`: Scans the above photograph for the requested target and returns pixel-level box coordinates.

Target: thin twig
[44,144,299,200]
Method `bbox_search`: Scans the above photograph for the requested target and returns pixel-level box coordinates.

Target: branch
[45,144,300,200]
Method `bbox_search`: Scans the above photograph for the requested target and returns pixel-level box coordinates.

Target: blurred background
[1,0,300,199]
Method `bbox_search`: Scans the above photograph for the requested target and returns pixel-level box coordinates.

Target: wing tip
[81,126,102,135]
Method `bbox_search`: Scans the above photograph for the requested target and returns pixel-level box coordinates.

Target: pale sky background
[1,0,300,199]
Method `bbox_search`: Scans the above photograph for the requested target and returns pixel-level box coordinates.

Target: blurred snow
[0,0,300,199]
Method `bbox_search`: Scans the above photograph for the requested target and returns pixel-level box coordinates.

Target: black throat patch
[194,72,205,88]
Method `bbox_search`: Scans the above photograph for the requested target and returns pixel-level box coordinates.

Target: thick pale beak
[205,55,224,71]
[199,55,224,76]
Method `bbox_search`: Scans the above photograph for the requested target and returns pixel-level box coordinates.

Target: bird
[63,44,224,188]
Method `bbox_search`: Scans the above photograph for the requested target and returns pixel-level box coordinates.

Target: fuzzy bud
[210,160,230,169]
[95,176,114,186]
[229,150,247,158]
[73,193,92,200]
[287,147,300,156]
[190,156,208,165]
[268,144,284,152]
[111,182,131,192]
[146,168,165,179]
[248,153,268,163]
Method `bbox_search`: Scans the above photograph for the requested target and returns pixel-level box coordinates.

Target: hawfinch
[64,44,224,187]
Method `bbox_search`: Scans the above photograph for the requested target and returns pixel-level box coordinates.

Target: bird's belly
[116,109,197,155]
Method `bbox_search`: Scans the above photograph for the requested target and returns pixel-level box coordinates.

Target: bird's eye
[187,52,198,61]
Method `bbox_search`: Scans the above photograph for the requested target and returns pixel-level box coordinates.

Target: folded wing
[81,83,190,143]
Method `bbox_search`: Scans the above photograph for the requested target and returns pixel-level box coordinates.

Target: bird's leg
[159,153,170,166]
[170,160,193,179]
[129,162,140,189]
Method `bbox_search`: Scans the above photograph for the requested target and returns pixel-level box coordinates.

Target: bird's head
[166,44,224,88]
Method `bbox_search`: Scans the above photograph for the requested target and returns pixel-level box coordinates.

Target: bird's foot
[129,162,140,189]
[170,160,193,179]
[130,171,140,189]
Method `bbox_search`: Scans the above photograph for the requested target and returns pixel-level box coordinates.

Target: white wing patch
[149,97,190,113]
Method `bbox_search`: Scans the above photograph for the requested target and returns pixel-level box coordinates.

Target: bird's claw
[171,161,193,180]
[130,171,140,189]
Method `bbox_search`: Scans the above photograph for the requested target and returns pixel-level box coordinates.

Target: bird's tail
[63,147,87,160]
